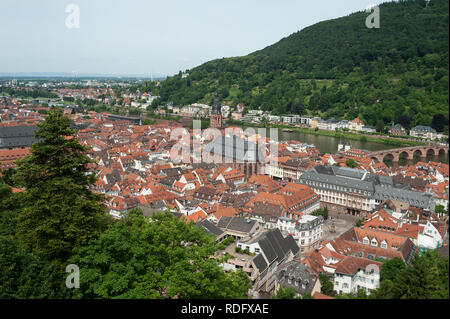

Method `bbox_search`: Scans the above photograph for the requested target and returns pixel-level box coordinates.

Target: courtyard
[322,213,358,241]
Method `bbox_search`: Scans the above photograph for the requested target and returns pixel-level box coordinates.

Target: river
[243,127,449,166]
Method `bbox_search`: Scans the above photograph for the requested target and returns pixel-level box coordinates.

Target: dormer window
[371,239,378,247]
[363,237,369,245]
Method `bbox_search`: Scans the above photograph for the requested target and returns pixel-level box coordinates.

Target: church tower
[210,92,223,129]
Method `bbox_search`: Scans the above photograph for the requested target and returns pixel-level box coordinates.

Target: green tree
[371,251,450,299]
[0,168,17,187]
[0,183,22,237]
[319,273,334,296]
[0,235,69,298]
[355,218,365,227]
[431,113,448,132]
[272,286,296,299]
[357,289,368,299]
[69,210,251,299]
[13,109,111,264]
[376,120,385,133]
[380,257,406,282]
[346,159,358,168]
[312,207,328,220]
[434,204,447,215]
[397,115,411,130]
[391,251,449,299]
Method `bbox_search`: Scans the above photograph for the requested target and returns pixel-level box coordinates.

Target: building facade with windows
[410,125,438,140]
[299,165,435,216]
[333,256,382,295]
[277,215,324,254]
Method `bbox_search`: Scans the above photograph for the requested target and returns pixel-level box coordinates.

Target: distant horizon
[0,0,389,76]
[0,71,166,79]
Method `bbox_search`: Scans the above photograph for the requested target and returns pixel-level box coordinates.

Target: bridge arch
[369,146,448,163]
[413,149,423,158]
[399,151,409,161]
[382,153,395,163]
[426,149,436,157]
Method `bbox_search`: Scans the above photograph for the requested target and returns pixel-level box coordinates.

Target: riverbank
[226,120,428,148]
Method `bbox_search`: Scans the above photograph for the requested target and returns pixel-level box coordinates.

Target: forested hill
[148,0,449,130]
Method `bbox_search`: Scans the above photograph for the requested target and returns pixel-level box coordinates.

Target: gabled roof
[196,219,224,237]
[217,216,257,233]
[253,253,268,272]
[335,256,382,276]
[256,229,299,265]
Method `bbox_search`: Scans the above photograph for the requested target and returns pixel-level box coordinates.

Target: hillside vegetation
[146,0,449,131]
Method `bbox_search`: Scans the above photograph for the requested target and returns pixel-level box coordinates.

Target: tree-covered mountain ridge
[150,0,449,130]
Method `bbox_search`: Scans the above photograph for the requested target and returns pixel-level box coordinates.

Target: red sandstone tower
[210,92,223,129]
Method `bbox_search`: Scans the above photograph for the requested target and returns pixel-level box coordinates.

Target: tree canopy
[69,210,251,299]
[370,251,448,299]
[319,273,334,296]
[147,0,448,130]
[13,109,111,263]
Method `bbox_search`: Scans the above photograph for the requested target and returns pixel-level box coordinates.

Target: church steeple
[210,92,223,128]
[212,92,221,115]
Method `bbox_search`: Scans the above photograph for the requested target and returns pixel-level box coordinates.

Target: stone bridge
[369,145,449,163]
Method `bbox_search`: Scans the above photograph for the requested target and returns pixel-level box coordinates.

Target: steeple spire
[212,92,221,115]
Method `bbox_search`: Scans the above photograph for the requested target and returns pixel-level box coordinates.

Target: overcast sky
[0,0,389,76]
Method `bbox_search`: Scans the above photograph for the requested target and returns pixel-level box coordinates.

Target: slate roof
[159,176,176,188]
[254,229,300,265]
[373,185,433,209]
[217,217,256,233]
[277,261,317,295]
[253,253,268,272]
[392,124,405,131]
[0,125,38,148]
[196,219,224,237]
[204,135,266,163]
[411,125,437,133]
[301,165,377,193]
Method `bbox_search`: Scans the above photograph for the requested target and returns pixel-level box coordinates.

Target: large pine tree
[14,109,111,263]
